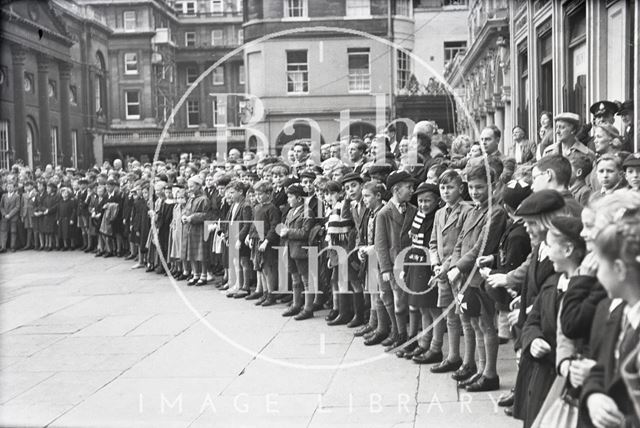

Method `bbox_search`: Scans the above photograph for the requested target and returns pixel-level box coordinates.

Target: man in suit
[373,170,417,350]
[0,181,21,252]
[348,139,367,175]
[617,100,634,153]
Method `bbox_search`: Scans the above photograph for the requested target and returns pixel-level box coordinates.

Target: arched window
[26,118,37,168]
[95,51,107,115]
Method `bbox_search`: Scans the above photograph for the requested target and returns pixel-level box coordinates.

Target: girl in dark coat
[513,216,585,427]
[40,183,60,251]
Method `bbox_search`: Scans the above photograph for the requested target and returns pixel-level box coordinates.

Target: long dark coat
[40,193,60,234]
[513,275,562,428]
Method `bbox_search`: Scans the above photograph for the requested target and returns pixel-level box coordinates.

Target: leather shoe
[466,375,500,392]
[395,341,418,358]
[195,279,207,286]
[354,324,375,337]
[364,331,388,346]
[187,277,198,286]
[279,294,293,304]
[294,310,313,320]
[324,309,339,322]
[245,291,263,301]
[451,364,478,381]
[430,358,463,374]
[282,306,301,317]
[234,290,249,299]
[504,407,513,417]
[381,331,398,347]
[458,373,481,388]
[412,350,443,364]
[385,334,407,352]
[497,390,514,407]
[498,336,510,345]
[405,346,428,360]
[261,296,278,307]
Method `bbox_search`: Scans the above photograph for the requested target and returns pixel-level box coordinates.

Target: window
[348,48,370,92]
[0,121,9,170]
[211,0,223,14]
[124,53,138,74]
[397,49,411,90]
[125,91,140,119]
[48,80,57,99]
[71,130,78,168]
[239,64,245,84]
[395,0,410,16]
[443,41,467,63]
[567,4,587,121]
[211,29,224,46]
[185,32,196,47]
[69,85,77,105]
[187,100,200,127]
[346,0,370,17]
[184,1,197,14]
[286,50,308,94]
[517,43,529,135]
[186,67,198,85]
[284,0,307,18]
[51,126,59,166]
[212,98,227,127]
[123,11,136,31]
[157,95,169,123]
[538,23,553,122]
[212,67,224,85]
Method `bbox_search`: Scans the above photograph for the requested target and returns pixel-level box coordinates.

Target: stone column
[11,46,27,164]
[59,62,72,167]
[37,55,52,165]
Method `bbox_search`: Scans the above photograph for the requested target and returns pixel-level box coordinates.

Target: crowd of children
[1,117,640,428]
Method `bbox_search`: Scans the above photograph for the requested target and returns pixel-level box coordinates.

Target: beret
[623,152,640,169]
[590,100,618,117]
[282,176,299,188]
[340,172,363,185]
[502,180,533,211]
[187,175,203,186]
[386,170,415,190]
[286,183,305,197]
[550,216,585,249]
[555,112,580,126]
[515,189,565,217]
[413,182,440,197]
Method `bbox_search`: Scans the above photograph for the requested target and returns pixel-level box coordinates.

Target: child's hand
[587,393,624,428]
[382,272,393,283]
[476,255,493,268]
[259,241,268,251]
[530,338,551,358]
[569,358,597,388]
[507,309,519,327]
[433,265,442,277]
[487,273,507,288]
[447,267,460,284]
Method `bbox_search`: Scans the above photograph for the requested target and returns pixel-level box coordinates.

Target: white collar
[557,274,570,293]
[624,300,640,330]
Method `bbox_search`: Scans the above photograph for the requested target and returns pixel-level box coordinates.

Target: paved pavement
[0,251,521,428]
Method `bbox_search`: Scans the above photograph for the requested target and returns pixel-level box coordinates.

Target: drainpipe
[388,0,395,125]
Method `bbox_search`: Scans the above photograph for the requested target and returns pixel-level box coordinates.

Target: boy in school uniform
[569,154,593,207]
[20,180,37,250]
[0,181,20,252]
[446,164,508,391]
[373,171,417,349]
[429,169,472,373]
[623,153,640,192]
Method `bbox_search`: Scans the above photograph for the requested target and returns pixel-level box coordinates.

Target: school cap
[386,170,415,190]
[413,182,439,197]
[550,216,585,249]
[340,172,363,186]
[367,164,394,176]
[502,180,532,211]
[623,152,640,169]
[617,100,633,116]
[286,183,305,197]
[515,189,565,217]
[325,180,343,193]
[282,177,299,188]
[299,170,317,180]
[590,100,618,117]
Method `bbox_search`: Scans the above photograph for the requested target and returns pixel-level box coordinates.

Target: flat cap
[340,172,363,185]
[617,100,633,116]
[386,170,415,190]
[590,100,618,117]
[324,180,343,193]
[555,112,581,126]
[367,164,394,176]
[623,152,640,169]
[503,180,533,211]
[299,170,317,180]
[550,216,585,249]
[286,183,305,197]
[413,182,440,197]
[515,189,565,217]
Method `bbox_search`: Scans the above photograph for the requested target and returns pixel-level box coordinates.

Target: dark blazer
[581,300,640,428]
[374,200,417,274]
[284,204,313,260]
[350,199,369,247]
[429,201,470,272]
[0,192,20,222]
[227,199,252,256]
[560,276,608,344]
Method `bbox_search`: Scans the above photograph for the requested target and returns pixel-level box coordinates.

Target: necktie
[617,317,638,371]
[399,203,406,214]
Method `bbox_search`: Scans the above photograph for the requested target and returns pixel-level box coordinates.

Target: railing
[175,10,242,19]
[104,128,246,145]
[52,0,107,26]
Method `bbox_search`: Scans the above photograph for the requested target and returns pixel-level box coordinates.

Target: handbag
[531,376,579,428]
